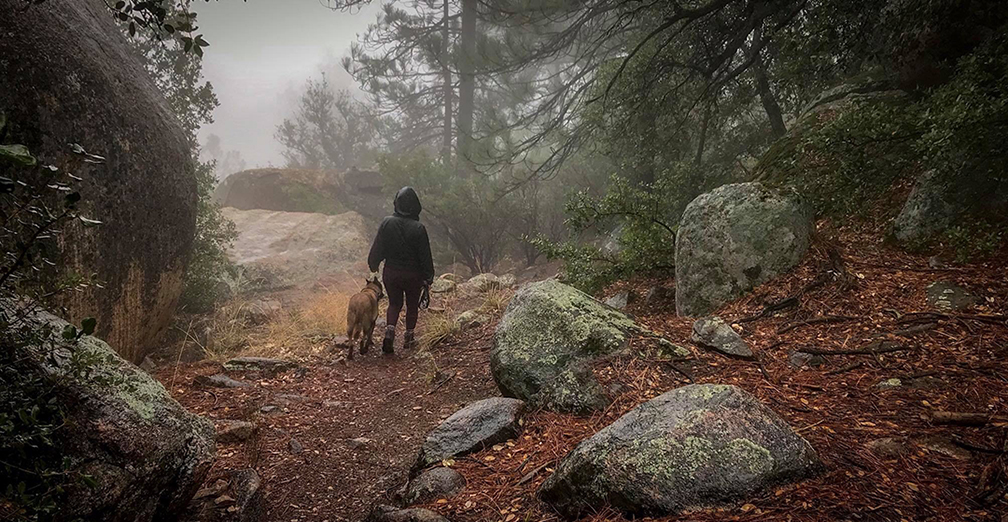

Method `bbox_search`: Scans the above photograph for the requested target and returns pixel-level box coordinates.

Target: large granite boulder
[0,0,197,363]
[213,168,344,214]
[891,171,958,246]
[675,183,812,317]
[413,398,525,474]
[2,305,215,521]
[491,280,686,413]
[539,384,820,519]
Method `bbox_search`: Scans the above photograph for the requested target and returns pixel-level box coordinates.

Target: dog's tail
[346,306,361,343]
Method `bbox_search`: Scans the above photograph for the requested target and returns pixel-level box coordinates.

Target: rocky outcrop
[213,168,344,214]
[492,280,687,413]
[675,183,812,317]
[223,356,297,375]
[0,0,197,363]
[5,305,215,521]
[458,273,512,294]
[222,207,370,291]
[414,398,525,474]
[539,384,821,519]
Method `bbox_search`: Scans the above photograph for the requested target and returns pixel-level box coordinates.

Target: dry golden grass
[204,291,352,361]
[417,306,460,351]
[477,286,513,315]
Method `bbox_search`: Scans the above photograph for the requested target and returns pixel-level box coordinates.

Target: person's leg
[402,275,423,349]
[383,266,404,353]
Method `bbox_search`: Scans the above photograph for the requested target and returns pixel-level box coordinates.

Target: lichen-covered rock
[456,310,488,329]
[491,280,648,413]
[691,317,753,359]
[892,171,959,246]
[458,273,504,294]
[5,305,215,521]
[675,183,812,317]
[366,505,449,522]
[788,350,826,369]
[404,467,466,505]
[413,398,525,474]
[604,290,633,310]
[195,374,250,389]
[430,278,456,294]
[926,281,980,312]
[538,384,820,518]
[0,0,198,363]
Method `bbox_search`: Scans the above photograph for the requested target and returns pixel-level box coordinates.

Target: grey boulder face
[926,281,980,312]
[0,0,197,363]
[413,398,525,474]
[404,467,466,505]
[490,280,653,413]
[675,183,813,317]
[9,307,215,522]
[691,317,753,359]
[539,384,821,519]
[892,171,958,246]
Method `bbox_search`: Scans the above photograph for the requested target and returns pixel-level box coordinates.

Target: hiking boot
[382,325,396,355]
[403,330,416,351]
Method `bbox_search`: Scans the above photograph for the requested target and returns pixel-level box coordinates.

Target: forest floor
[156,223,1008,522]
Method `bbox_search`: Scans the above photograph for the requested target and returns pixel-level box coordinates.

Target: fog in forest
[2,1,1007,522]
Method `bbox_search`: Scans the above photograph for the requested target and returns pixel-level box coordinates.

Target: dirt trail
[157,312,497,522]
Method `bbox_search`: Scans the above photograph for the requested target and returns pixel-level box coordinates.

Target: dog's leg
[361,322,375,355]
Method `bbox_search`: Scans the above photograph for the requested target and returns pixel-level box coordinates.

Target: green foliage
[180,159,238,313]
[379,151,515,273]
[0,121,100,521]
[944,222,1004,263]
[533,175,679,293]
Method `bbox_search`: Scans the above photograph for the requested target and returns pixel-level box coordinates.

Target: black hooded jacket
[367,187,435,282]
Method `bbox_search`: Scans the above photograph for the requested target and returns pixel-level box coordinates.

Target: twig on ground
[931,411,1008,427]
[778,315,859,334]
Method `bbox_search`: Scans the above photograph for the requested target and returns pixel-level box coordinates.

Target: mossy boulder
[491,280,684,414]
[0,0,198,363]
[538,384,821,519]
[4,305,215,521]
[675,183,812,317]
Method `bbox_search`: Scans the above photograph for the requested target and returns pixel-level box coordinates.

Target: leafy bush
[179,158,238,313]
[0,115,102,521]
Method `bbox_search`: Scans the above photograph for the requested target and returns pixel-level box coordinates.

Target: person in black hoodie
[367,186,435,354]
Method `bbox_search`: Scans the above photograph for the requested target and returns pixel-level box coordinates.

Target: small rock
[183,468,263,522]
[414,397,525,474]
[259,405,279,414]
[604,290,632,310]
[460,273,503,293]
[691,316,753,358]
[865,437,909,459]
[139,355,157,373]
[275,393,308,406]
[926,281,980,312]
[656,338,691,358]
[193,479,230,500]
[215,420,255,444]
[195,374,250,389]
[404,467,466,504]
[788,350,826,369]
[348,437,372,449]
[288,438,304,455]
[498,274,516,288]
[643,285,672,306]
[439,273,465,283]
[430,278,456,293]
[916,435,971,460]
[224,356,296,374]
[366,505,449,522]
[876,378,903,388]
[331,335,351,349]
[245,299,282,325]
[456,310,488,329]
[323,400,349,409]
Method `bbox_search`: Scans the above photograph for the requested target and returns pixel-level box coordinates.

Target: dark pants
[383,265,424,330]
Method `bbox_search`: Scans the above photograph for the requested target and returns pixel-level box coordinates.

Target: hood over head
[393,186,422,219]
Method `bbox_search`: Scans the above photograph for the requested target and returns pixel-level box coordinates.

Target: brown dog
[346,276,384,360]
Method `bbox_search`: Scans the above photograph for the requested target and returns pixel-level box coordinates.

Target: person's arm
[367,220,386,273]
[418,225,435,284]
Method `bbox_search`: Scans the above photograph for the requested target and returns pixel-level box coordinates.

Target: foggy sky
[193,1,381,169]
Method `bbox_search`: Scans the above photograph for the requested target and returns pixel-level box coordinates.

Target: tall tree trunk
[694,101,712,169]
[441,0,453,164]
[456,0,477,174]
[755,59,786,138]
